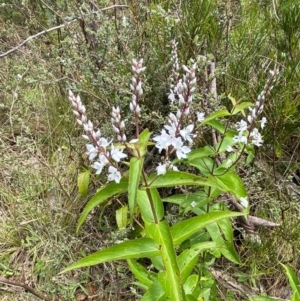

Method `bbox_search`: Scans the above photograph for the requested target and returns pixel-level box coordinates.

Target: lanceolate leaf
[206,222,240,264]
[127,259,154,287]
[203,110,231,123]
[141,278,167,301]
[280,263,300,297]
[178,242,216,282]
[187,146,216,161]
[208,172,247,199]
[147,171,207,188]
[60,238,160,274]
[77,178,128,232]
[148,221,184,300]
[128,157,144,222]
[77,168,91,197]
[137,188,164,223]
[171,211,244,246]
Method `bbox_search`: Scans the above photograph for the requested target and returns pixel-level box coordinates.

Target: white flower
[98,137,110,149]
[171,164,179,171]
[108,166,121,183]
[110,145,127,162]
[233,134,247,144]
[91,153,109,175]
[240,197,249,208]
[180,124,194,143]
[153,130,173,153]
[99,153,109,165]
[168,90,176,104]
[250,128,263,147]
[226,146,233,152]
[197,112,205,122]
[260,117,267,129]
[235,120,248,133]
[156,163,167,175]
[86,144,98,160]
[92,162,104,175]
[173,137,191,159]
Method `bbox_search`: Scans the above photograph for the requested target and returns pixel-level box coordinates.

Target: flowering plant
[61,42,278,300]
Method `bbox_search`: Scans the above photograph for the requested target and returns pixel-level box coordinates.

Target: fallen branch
[0,277,52,301]
[0,4,128,58]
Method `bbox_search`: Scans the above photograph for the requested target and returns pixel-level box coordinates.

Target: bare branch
[0,277,52,301]
[0,4,128,58]
[0,23,72,58]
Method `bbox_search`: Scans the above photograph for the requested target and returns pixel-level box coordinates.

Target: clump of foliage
[1,0,299,300]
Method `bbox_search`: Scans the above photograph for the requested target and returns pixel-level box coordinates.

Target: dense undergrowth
[0,0,299,300]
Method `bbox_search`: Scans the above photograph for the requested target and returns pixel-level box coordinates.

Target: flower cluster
[68,91,127,183]
[169,40,179,97]
[153,61,198,175]
[233,69,279,147]
[130,59,145,116]
[111,106,126,142]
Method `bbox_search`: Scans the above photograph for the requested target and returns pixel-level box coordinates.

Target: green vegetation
[0,1,299,300]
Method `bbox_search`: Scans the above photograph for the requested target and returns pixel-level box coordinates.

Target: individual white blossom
[108,166,122,183]
[250,128,263,147]
[197,112,205,122]
[260,117,267,129]
[110,145,127,162]
[156,163,167,176]
[91,153,109,175]
[180,124,194,143]
[86,144,98,160]
[233,134,247,144]
[240,197,249,208]
[235,120,248,133]
[92,162,104,175]
[173,137,191,159]
[168,90,176,104]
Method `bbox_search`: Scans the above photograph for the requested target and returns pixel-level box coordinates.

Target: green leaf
[60,238,160,273]
[183,274,199,295]
[185,295,198,301]
[280,263,300,297]
[116,205,128,230]
[231,102,253,115]
[208,172,247,199]
[187,146,216,161]
[77,168,90,197]
[137,189,164,223]
[147,171,207,188]
[215,135,236,154]
[127,259,154,287]
[189,157,215,176]
[171,211,244,246]
[137,128,151,157]
[203,110,231,123]
[128,157,144,222]
[141,278,167,301]
[178,242,216,282]
[148,221,184,300]
[77,178,128,232]
[206,222,240,264]
[163,191,212,211]
[203,119,226,134]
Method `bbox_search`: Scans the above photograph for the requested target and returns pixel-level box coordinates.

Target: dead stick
[0,4,128,58]
[0,277,52,301]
